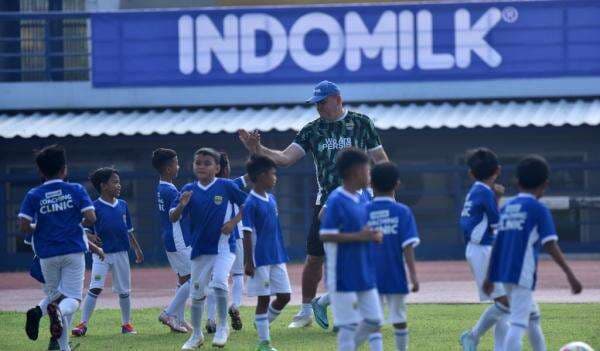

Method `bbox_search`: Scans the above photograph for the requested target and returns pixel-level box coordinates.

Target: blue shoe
[460,331,477,351]
[311,297,329,330]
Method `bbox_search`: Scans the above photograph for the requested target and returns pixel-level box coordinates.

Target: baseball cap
[306,80,340,104]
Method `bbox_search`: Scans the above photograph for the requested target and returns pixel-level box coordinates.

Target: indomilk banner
[91,0,600,87]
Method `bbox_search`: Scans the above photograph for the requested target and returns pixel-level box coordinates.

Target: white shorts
[230,239,244,275]
[190,251,236,300]
[380,294,407,324]
[40,252,85,301]
[246,263,291,297]
[166,246,192,277]
[331,288,383,326]
[89,251,131,295]
[466,243,506,301]
[504,283,541,328]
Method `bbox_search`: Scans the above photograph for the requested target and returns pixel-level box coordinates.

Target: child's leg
[81,253,109,324]
[387,294,409,351]
[330,291,360,351]
[230,239,245,310]
[527,308,546,351]
[503,284,532,351]
[256,296,271,342]
[188,255,215,337]
[209,251,236,331]
[112,252,132,325]
[472,298,510,344]
[268,264,292,323]
[206,291,216,321]
[354,289,383,348]
[57,253,86,351]
[165,249,192,321]
[493,296,510,351]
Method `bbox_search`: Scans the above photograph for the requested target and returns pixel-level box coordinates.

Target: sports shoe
[180,319,193,333]
[287,313,312,328]
[460,330,477,351]
[71,322,87,337]
[212,326,229,348]
[47,338,60,351]
[46,303,63,339]
[25,305,43,340]
[181,332,204,350]
[159,311,187,333]
[311,297,329,330]
[121,323,137,334]
[256,340,278,351]
[228,306,243,331]
[205,318,217,334]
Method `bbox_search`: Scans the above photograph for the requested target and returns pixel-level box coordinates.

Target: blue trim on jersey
[489,193,558,290]
[460,182,499,246]
[367,197,420,294]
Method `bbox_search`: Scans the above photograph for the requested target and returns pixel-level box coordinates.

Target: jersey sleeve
[401,208,420,248]
[227,180,247,206]
[233,176,247,190]
[363,117,382,151]
[241,199,254,233]
[538,205,558,245]
[292,124,312,153]
[124,202,134,233]
[320,197,341,235]
[170,187,191,218]
[482,190,500,226]
[18,191,38,221]
[75,184,95,213]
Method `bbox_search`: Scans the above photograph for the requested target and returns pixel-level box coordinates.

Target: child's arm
[81,209,97,228]
[169,190,192,222]
[403,245,419,292]
[321,227,383,243]
[128,231,144,264]
[242,230,255,277]
[221,207,244,235]
[18,217,34,234]
[544,241,582,294]
[88,241,105,261]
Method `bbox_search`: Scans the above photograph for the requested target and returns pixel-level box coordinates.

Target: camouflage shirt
[292,110,382,205]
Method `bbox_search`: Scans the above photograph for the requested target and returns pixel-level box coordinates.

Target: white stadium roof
[1,99,599,139]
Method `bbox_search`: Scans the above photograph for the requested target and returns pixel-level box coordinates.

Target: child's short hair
[194,147,220,164]
[466,147,499,181]
[90,167,119,194]
[246,155,276,182]
[371,162,400,193]
[151,148,177,173]
[217,151,230,177]
[336,148,369,180]
[35,144,66,178]
[517,155,549,190]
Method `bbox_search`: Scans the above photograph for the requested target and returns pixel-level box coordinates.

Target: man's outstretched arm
[239,129,305,167]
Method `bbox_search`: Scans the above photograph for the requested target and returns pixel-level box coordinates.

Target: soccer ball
[560,341,594,351]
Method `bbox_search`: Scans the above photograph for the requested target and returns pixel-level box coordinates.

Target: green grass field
[2,304,598,350]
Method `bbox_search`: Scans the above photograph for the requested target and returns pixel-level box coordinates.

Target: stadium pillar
[0,1,20,81]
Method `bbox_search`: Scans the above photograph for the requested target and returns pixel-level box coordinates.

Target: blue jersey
[320,187,374,292]
[92,198,133,254]
[172,178,247,259]
[157,181,191,252]
[18,180,94,259]
[489,193,558,290]
[460,182,500,245]
[367,197,420,294]
[242,191,289,267]
[230,176,248,240]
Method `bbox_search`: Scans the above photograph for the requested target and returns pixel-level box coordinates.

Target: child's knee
[393,322,407,330]
[178,274,190,285]
[89,288,102,296]
[118,293,129,299]
[277,293,291,305]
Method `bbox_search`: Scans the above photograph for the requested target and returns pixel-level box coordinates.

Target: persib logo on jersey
[40,190,74,214]
[319,137,352,152]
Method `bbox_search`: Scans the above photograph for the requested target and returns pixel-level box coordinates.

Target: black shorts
[306,204,325,257]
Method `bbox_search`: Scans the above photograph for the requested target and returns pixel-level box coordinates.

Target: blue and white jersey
[460,182,500,246]
[489,193,558,290]
[92,198,133,254]
[367,197,420,294]
[157,181,191,252]
[171,178,247,259]
[18,179,94,259]
[320,186,374,292]
[242,190,288,267]
[230,176,248,240]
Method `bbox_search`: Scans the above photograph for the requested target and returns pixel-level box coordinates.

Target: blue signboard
[91,0,600,87]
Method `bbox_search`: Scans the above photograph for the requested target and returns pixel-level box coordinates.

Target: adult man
[239,80,388,329]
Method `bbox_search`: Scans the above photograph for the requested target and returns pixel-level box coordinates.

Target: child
[319,148,383,351]
[152,148,193,333]
[18,145,96,351]
[242,156,291,351]
[366,162,420,351]
[170,147,247,349]
[484,155,583,351]
[459,148,511,351]
[72,167,144,336]
[205,151,249,334]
